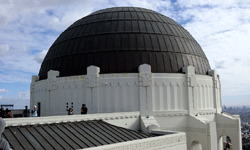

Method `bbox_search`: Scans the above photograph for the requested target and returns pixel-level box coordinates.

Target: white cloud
[0,89,8,93]
[171,0,250,97]
[18,90,30,99]
[214,59,227,69]
[1,51,41,73]
[0,0,81,26]
[0,72,31,83]
[0,89,8,100]
[0,45,9,56]
[34,50,47,64]
[176,0,249,8]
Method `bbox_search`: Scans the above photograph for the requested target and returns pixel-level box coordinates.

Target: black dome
[39,7,211,80]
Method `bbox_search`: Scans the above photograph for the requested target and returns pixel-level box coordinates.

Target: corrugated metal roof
[3,120,156,150]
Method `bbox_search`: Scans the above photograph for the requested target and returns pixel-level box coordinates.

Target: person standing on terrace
[80,104,88,114]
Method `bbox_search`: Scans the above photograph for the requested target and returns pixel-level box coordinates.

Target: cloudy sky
[0,0,249,108]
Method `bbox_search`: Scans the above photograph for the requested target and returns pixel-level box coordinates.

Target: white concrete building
[28,7,242,150]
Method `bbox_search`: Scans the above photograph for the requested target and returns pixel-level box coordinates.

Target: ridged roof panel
[3,120,157,150]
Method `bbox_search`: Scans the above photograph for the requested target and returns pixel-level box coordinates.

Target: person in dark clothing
[22,106,30,117]
[80,104,88,114]
[0,107,5,118]
[0,118,11,150]
[226,142,230,149]
[68,108,73,115]
[5,110,12,118]
[4,109,9,117]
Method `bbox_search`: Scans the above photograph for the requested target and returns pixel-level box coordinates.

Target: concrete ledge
[4,111,140,127]
[154,110,188,117]
[151,128,176,135]
[79,132,186,150]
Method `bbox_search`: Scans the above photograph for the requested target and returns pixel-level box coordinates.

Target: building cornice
[4,111,140,127]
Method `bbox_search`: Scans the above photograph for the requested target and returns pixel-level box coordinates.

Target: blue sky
[0,0,250,108]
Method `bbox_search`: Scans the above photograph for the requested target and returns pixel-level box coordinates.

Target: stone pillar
[207,121,218,150]
[30,75,39,111]
[86,66,100,114]
[216,113,242,150]
[47,70,59,116]
[182,66,197,115]
[138,64,159,133]
[188,115,218,150]
[139,64,153,117]
[230,119,242,150]
[208,70,221,113]
[218,75,223,111]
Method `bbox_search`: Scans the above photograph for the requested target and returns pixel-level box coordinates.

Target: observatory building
[22,7,242,150]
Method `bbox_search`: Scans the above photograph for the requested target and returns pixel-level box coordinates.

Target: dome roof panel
[39,7,211,80]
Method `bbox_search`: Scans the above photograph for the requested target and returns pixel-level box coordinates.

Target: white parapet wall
[30,72,140,116]
[30,65,221,117]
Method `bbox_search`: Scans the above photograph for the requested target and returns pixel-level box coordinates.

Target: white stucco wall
[152,73,188,111]
[98,73,139,113]
[196,75,215,110]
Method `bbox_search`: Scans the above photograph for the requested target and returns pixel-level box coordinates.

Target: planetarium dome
[29,7,242,150]
[39,7,211,80]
